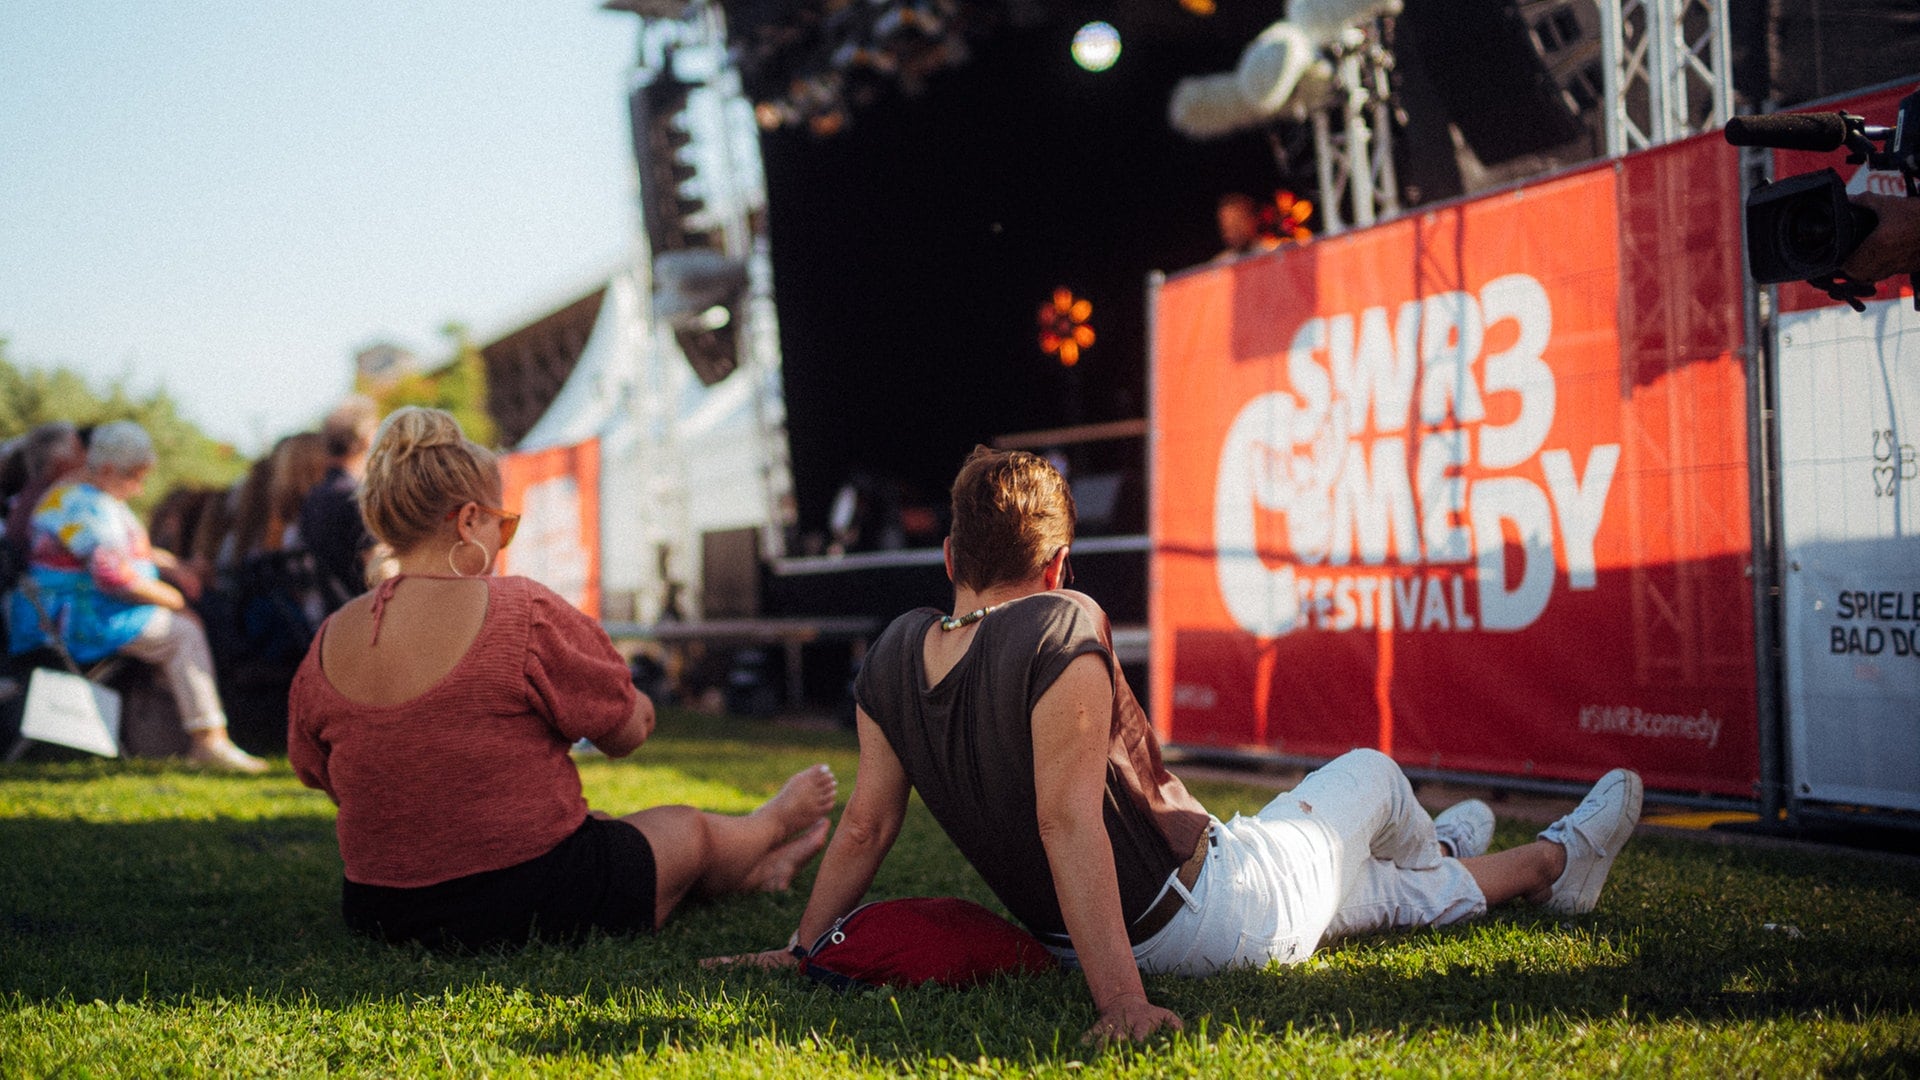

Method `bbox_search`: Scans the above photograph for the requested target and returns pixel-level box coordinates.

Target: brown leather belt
[1126,827,1212,946]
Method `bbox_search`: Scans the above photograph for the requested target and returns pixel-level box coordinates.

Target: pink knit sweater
[288,575,637,887]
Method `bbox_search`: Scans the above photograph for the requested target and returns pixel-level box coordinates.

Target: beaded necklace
[939,603,999,631]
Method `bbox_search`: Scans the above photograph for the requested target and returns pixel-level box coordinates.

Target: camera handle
[1809,273,1881,313]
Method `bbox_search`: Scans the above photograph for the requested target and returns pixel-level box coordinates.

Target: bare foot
[756,764,837,835]
[743,817,831,892]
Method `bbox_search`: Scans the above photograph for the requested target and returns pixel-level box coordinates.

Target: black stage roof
[713,0,1917,545]
[744,4,1283,543]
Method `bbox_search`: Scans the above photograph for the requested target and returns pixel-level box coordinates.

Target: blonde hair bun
[376,406,465,461]
[360,406,500,552]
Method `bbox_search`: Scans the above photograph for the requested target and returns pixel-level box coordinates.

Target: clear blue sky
[2,1,641,452]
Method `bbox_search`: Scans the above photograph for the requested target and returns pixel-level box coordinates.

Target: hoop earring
[447,539,491,578]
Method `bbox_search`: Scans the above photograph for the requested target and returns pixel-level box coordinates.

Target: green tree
[360,323,496,447]
[0,337,248,515]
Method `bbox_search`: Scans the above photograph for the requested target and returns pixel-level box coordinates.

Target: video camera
[1724,90,1919,311]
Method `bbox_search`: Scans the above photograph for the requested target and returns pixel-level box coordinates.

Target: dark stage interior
[751,7,1287,544]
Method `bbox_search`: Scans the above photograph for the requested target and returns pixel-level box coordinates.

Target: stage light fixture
[1169,3,1408,138]
[1072,22,1121,73]
[1039,288,1095,366]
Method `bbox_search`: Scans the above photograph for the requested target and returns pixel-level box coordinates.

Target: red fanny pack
[799,897,1058,991]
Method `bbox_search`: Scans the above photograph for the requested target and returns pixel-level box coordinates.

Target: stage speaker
[701,527,761,619]
[1399,0,1597,165]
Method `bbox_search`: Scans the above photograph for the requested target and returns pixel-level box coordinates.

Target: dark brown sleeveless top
[855,590,1210,937]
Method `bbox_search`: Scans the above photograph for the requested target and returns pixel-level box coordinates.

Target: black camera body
[1726,90,1919,309]
[1744,168,1880,284]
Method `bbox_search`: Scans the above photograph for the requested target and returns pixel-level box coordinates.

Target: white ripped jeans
[1127,748,1487,975]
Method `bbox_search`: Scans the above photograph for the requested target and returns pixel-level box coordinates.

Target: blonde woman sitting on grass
[288,407,834,950]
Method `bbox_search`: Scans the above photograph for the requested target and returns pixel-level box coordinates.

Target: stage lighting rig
[1170,0,1403,232]
[629,44,752,384]
[737,0,988,135]
[1167,0,1398,139]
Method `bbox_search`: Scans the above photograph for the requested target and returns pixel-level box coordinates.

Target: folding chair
[2,574,126,762]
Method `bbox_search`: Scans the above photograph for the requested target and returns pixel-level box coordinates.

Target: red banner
[1151,138,1758,795]
[498,439,601,618]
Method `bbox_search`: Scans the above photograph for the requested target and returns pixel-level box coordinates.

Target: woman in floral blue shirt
[8,421,264,772]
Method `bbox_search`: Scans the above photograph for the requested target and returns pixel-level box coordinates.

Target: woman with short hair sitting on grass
[288,407,834,951]
[718,445,1643,1045]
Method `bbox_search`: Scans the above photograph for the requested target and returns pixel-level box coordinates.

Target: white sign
[19,668,122,758]
[1777,294,1920,811]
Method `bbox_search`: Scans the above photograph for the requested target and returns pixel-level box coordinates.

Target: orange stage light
[1038,288,1095,367]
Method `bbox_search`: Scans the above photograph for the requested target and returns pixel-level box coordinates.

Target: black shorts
[341,816,658,951]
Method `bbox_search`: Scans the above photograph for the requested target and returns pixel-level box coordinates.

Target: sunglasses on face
[447,503,521,548]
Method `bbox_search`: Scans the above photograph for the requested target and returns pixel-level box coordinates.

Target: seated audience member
[299,396,381,613]
[3,422,86,571]
[7,420,265,773]
[214,432,331,752]
[717,447,1642,1044]
[253,431,332,639]
[223,432,326,570]
[146,487,213,561]
[186,472,237,579]
[287,407,836,951]
[270,433,332,552]
[210,457,271,589]
[204,436,328,651]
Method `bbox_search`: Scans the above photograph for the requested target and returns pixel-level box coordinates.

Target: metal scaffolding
[1310,21,1401,236]
[1597,0,1733,155]
[1309,0,1733,232]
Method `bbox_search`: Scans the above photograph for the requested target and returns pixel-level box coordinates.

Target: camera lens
[1781,199,1835,260]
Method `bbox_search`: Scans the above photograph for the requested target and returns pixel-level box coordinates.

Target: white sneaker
[1539,769,1643,914]
[1433,799,1494,859]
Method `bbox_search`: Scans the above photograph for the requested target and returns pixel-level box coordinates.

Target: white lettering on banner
[1477,275,1555,468]
[1418,291,1487,426]
[1213,273,1620,636]
[1541,444,1619,589]
[1329,303,1419,434]
[1416,429,1471,563]
[1471,476,1551,630]
[1578,704,1722,749]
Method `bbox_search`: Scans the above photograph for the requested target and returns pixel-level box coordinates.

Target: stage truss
[1312,0,1733,233]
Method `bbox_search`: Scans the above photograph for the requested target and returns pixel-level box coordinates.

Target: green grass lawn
[3,711,1918,1077]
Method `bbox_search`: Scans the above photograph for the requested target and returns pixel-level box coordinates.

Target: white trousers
[1130,749,1487,975]
[119,608,228,733]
